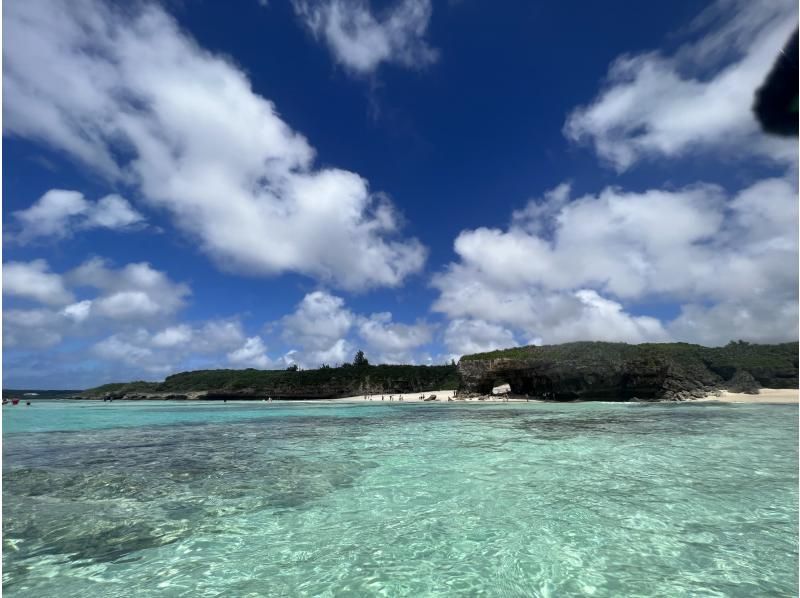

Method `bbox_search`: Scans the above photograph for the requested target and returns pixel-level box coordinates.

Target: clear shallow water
[3,400,798,597]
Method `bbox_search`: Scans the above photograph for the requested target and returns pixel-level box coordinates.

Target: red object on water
[11,398,19,405]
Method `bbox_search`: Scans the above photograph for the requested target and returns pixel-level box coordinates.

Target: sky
[2,0,798,389]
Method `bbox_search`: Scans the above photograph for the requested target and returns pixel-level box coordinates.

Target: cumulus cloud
[3,260,74,305]
[443,318,517,357]
[293,0,437,75]
[68,258,190,321]
[11,189,144,243]
[277,290,434,367]
[357,311,432,363]
[670,298,799,347]
[433,178,797,346]
[94,331,160,371]
[90,319,251,375]
[63,300,93,323]
[3,268,438,380]
[564,0,797,171]
[3,258,192,352]
[227,336,273,369]
[285,338,352,369]
[3,262,363,382]
[3,308,65,348]
[151,324,194,348]
[281,290,354,348]
[4,0,426,290]
[279,290,355,367]
[147,321,248,352]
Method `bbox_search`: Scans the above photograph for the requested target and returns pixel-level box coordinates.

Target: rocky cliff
[75,364,460,401]
[458,341,798,401]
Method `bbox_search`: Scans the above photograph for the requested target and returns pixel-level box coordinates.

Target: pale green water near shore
[3,400,798,597]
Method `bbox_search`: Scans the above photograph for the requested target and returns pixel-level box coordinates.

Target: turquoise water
[3,400,798,597]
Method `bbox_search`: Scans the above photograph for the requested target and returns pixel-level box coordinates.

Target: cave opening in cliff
[503,372,555,399]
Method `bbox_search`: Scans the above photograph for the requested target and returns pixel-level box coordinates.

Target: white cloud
[148,320,246,353]
[357,311,432,362]
[4,0,426,290]
[3,308,64,348]
[68,258,190,321]
[150,324,193,348]
[443,318,517,357]
[94,291,162,320]
[564,0,797,171]
[301,338,352,368]
[279,290,354,367]
[293,0,437,75]
[281,290,355,350]
[548,290,669,345]
[3,260,74,305]
[62,300,93,323]
[227,336,272,369]
[3,258,193,353]
[90,319,251,375]
[11,189,144,243]
[84,194,145,229]
[670,298,799,347]
[12,190,87,241]
[94,331,157,368]
[277,290,435,366]
[433,178,797,346]
[194,320,248,353]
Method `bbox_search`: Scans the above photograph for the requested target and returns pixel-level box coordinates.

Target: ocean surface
[3,400,798,597]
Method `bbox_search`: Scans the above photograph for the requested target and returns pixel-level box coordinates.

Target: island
[63,340,798,403]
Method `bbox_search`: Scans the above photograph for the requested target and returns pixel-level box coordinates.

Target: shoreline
[332,390,535,403]
[690,388,798,404]
[333,388,800,404]
[40,388,798,404]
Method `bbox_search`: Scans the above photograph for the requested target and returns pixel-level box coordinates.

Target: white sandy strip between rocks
[692,389,799,404]
[334,390,534,403]
[335,388,799,404]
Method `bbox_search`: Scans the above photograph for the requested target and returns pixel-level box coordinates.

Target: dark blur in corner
[754,28,799,136]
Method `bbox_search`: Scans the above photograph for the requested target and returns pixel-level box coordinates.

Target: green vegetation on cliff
[81,364,459,398]
[458,340,798,400]
[83,381,161,395]
[460,340,798,376]
[78,342,797,401]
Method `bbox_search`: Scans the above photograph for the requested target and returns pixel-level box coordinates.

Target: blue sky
[3,0,798,388]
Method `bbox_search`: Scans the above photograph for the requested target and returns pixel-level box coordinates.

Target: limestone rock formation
[458,341,797,402]
[724,369,761,394]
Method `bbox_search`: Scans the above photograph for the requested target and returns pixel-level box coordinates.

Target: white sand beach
[693,388,799,404]
[334,388,799,404]
[335,390,537,403]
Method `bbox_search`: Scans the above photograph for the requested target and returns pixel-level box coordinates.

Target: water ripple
[3,401,797,597]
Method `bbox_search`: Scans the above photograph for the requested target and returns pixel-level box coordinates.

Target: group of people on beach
[363,394,404,401]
